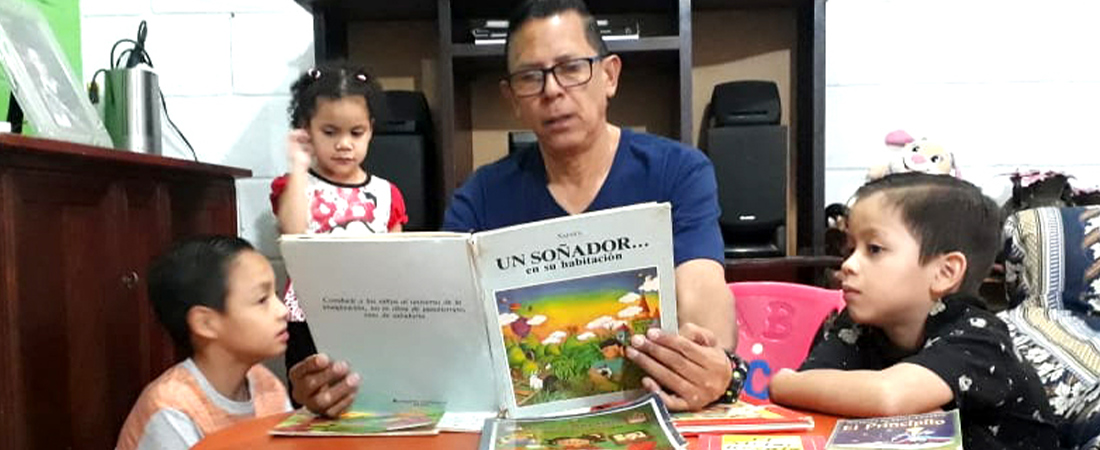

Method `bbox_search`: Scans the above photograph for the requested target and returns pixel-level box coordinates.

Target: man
[289,0,740,414]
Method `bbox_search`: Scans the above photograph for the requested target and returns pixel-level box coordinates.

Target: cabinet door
[3,170,137,450]
[170,179,239,238]
[120,180,178,402]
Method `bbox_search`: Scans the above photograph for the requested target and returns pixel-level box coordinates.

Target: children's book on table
[671,401,815,435]
[480,394,686,450]
[279,203,679,420]
[825,410,962,449]
[698,434,825,450]
[270,401,445,437]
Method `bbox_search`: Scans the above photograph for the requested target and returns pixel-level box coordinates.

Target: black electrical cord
[159,91,198,162]
[90,20,198,162]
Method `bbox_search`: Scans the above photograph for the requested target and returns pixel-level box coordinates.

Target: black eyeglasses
[505,55,605,98]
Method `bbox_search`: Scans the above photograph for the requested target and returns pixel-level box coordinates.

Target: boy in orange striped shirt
[116,236,292,450]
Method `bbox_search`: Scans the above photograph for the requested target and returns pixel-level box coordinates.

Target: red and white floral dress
[270,169,407,321]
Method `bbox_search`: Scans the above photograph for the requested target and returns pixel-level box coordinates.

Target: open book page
[279,233,500,413]
[470,203,678,417]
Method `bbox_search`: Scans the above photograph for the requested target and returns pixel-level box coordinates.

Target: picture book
[479,393,686,450]
[269,402,445,437]
[698,434,825,450]
[671,401,815,435]
[825,410,962,449]
[279,203,678,418]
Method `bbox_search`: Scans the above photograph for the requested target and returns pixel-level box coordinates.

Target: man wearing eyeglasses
[289,0,741,415]
[450,0,739,411]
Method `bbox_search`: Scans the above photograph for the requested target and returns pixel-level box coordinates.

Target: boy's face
[839,193,940,327]
[215,250,289,361]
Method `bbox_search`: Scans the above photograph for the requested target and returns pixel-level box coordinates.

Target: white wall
[825,0,1100,206]
[80,0,315,377]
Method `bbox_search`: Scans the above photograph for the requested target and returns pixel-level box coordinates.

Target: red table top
[193,410,840,449]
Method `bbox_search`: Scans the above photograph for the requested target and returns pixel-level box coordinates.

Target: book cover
[471,203,677,417]
[825,410,962,449]
[671,401,815,435]
[270,402,444,437]
[479,393,686,450]
[698,434,825,450]
[279,203,677,418]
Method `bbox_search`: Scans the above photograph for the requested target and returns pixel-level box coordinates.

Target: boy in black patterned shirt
[770,173,1059,450]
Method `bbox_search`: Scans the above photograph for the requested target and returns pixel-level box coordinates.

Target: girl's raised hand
[287,129,313,173]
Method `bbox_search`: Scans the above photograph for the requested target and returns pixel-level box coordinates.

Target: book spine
[469,236,517,416]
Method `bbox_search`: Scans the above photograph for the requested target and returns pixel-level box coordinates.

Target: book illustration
[480,394,685,450]
[698,434,825,450]
[270,402,445,437]
[671,401,814,435]
[495,267,661,407]
[826,410,962,449]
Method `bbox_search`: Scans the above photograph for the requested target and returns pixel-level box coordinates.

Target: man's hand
[625,323,732,411]
[288,354,360,418]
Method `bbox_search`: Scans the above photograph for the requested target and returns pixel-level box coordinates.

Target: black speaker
[710,81,780,127]
[363,91,437,230]
[706,125,788,257]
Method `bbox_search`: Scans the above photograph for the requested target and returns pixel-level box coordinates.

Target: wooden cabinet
[0,135,250,449]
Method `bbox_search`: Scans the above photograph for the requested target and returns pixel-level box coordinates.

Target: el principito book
[825,410,962,450]
[279,202,678,418]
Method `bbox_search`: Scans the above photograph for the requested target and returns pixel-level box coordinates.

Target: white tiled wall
[825,0,1100,205]
[81,0,314,378]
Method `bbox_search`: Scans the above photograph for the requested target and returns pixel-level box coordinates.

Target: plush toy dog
[868,130,959,180]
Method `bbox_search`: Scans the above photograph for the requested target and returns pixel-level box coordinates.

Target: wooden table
[194,411,839,449]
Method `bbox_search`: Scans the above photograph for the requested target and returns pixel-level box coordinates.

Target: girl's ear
[930,251,967,296]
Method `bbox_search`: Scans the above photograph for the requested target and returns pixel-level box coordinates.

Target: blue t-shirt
[443,128,724,265]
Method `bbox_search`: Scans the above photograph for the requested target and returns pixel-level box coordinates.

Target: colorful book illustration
[671,401,815,435]
[269,402,445,437]
[825,410,962,449]
[479,394,686,450]
[698,434,825,450]
[279,203,678,418]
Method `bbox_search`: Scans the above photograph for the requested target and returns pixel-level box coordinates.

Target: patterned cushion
[1003,206,1100,319]
[1000,304,1100,447]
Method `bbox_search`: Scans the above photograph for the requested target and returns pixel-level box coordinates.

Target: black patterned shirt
[800,294,1060,450]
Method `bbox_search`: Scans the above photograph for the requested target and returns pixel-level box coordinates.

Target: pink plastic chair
[730,281,845,399]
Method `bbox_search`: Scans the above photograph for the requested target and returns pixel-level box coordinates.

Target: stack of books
[469,18,640,45]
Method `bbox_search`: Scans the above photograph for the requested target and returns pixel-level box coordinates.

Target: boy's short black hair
[147,236,256,355]
[853,173,1003,295]
[288,60,384,129]
[505,0,609,67]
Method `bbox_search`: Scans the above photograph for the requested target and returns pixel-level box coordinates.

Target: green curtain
[0,0,83,124]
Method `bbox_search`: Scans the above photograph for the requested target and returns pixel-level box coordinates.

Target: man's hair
[147,236,256,355]
[852,173,1003,295]
[505,0,609,67]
